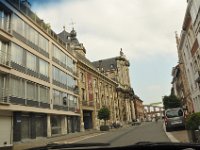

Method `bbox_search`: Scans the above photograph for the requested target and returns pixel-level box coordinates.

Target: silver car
[164,107,185,132]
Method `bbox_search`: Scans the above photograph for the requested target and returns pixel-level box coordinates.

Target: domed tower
[69,28,86,56]
[58,28,86,56]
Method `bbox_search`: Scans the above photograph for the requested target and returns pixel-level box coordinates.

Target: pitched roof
[57,30,71,43]
[92,57,118,71]
[74,52,96,69]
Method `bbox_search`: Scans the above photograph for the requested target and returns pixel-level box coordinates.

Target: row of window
[53,89,78,108]
[12,13,76,72]
[52,44,75,71]
[12,14,49,52]
[11,42,49,77]
[10,76,49,103]
[52,66,77,88]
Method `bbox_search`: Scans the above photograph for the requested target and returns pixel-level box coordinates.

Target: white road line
[162,123,180,143]
[55,133,106,144]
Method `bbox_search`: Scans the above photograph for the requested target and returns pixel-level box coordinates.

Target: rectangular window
[0,40,9,65]
[39,59,49,77]
[69,94,74,108]
[27,81,35,100]
[53,90,60,105]
[21,116,31,139]
[12,14,24,36]
[38,34,48,52]
[11,43,24,65]
[26,52,36,71]
[67,57,73,69]
[11,77,20,97]
[0,10,10,31]
[52,66,60,81]
[40,86,49,103]
[36,116,46,137]
[60,71,66,84]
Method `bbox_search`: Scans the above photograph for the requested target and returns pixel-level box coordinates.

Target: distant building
[133,95,144,121]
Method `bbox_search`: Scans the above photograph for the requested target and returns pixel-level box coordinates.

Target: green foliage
[186,112,200,130]
[162,94,181,109]
[98,106,110,121]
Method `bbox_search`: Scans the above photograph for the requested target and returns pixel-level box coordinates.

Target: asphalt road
[77,120,170,147]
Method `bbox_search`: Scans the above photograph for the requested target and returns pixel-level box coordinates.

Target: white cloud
[32,0,187,102]
[33,0,186,61]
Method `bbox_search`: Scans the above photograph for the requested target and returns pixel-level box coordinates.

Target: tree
[162,94,181,109]
[98,106,110,125]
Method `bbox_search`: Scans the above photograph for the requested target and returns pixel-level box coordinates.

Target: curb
[162,123,180,143]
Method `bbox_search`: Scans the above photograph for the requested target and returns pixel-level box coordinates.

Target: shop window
[51,116,61,135]
[21,116,31,139]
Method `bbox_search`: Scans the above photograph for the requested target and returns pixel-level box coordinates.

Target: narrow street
[73,121,170,147]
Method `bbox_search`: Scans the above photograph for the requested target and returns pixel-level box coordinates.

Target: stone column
[80,109,85,132]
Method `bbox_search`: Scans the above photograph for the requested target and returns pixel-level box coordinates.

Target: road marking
[55,133,106,144]
[162,123,180,143]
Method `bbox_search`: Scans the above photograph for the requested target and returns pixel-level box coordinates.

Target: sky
[29,0,187,104]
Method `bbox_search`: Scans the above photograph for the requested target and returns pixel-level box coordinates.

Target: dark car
[164,107,185,132]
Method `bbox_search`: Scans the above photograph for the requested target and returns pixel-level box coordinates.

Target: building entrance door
[0,115,12,147]
[83,110,93,129]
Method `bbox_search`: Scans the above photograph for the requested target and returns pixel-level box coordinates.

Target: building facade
[0,0,80,148]
[57,29,129,130]
[0,0,138,149]
[92,49,136,123]
[133,96,144,121]
[177,0,200,113]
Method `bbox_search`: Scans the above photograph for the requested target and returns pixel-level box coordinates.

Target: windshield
[166,109,183,118]
[0,0,198,149]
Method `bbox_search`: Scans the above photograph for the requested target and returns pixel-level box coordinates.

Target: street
[74,121,170,147]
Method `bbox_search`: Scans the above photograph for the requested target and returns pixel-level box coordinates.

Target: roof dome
[70,28,77,38]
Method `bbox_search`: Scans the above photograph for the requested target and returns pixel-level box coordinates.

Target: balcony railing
[0,88,10,103]
[82,101,94,107]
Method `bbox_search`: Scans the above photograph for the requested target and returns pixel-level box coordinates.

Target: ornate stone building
[92,49,135,123]
[58,29,118,131]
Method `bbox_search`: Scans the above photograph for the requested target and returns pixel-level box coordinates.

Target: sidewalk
[170,130,189,143]
[163,123,189,143]
[13,129,101,150]
[13,124,133,150]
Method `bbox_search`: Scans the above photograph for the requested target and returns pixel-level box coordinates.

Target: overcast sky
[30,0,187,104]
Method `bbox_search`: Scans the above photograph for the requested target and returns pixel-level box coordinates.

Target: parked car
[164,107,185,132]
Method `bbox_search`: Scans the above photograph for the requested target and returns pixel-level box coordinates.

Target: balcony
[82,100,94,107]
